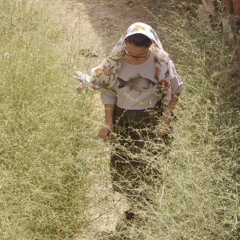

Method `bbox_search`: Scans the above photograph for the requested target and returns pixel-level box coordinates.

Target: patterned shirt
[101,52,184,110]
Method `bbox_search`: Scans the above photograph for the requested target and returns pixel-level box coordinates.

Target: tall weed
[0,0,101,239]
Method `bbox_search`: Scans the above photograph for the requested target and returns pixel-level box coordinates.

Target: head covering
[76,22,179,102]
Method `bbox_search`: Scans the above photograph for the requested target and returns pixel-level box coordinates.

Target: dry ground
[32,0,161,238]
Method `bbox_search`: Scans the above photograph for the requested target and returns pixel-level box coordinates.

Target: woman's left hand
[155,114,172,139]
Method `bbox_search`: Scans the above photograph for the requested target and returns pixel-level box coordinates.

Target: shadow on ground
[77,0,163,52]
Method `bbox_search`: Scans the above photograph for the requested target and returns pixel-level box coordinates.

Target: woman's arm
[156,92,180,138]
[104,104,115,126]
[98,104,115,142]
[163,92,180,124]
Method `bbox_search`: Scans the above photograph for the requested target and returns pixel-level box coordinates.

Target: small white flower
[4,52,10,59]
[75,71,91,84]
[73,71,100,91]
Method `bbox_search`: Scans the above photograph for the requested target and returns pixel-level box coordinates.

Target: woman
[76,22,184,219]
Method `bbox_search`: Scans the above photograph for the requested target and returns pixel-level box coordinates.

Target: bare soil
[76,0,170,51]
[70,1,163,238]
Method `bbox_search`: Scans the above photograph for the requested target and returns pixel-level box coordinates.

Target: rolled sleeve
[169,62,184,94]
[101,88,117,105]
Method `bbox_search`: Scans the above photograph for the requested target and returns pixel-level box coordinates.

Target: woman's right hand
[98,126,114,142]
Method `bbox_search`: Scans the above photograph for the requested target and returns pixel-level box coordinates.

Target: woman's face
[124,42,150,64]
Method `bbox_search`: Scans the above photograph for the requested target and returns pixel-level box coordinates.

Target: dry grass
[0,0,239,239]
[0,0,104,239]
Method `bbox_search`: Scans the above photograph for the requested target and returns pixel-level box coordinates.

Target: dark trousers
[110,105,167,205]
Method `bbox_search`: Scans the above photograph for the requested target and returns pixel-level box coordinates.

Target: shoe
[113,209,135,239]
[124,209,135,222]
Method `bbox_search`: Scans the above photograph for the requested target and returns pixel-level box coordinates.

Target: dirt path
[52,1,163,238]
[29,1,157,238]
[59,1,153,238]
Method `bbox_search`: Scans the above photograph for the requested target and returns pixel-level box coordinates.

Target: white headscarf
[76,22,178,101]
